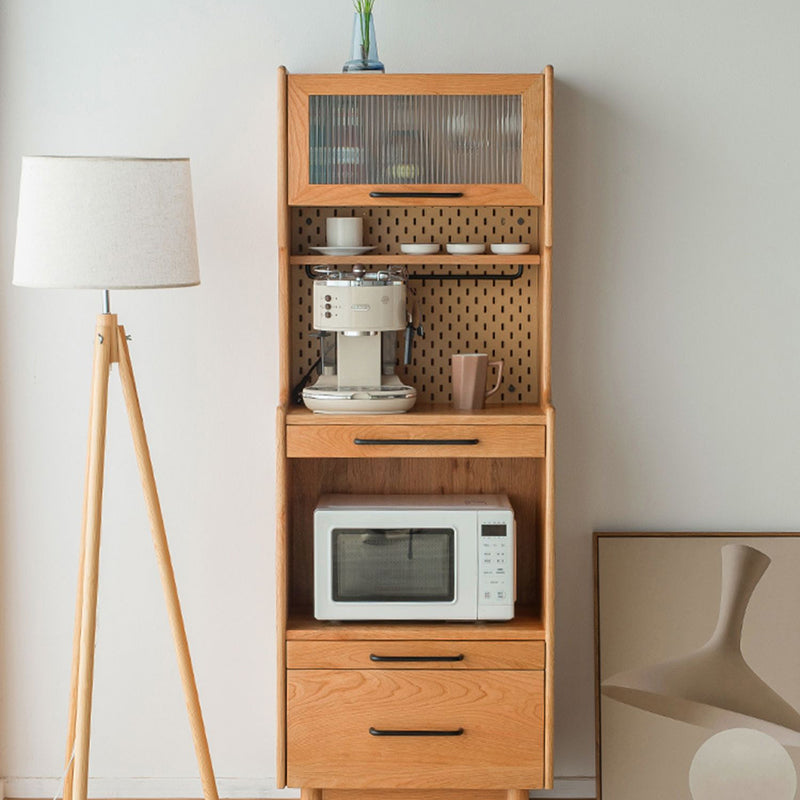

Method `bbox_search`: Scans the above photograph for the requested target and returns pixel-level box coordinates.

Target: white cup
[326,216,363,248]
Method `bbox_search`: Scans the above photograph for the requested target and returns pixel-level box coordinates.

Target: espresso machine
[302,265,417,414]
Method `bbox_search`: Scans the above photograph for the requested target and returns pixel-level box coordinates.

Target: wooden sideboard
[276,67,555,799]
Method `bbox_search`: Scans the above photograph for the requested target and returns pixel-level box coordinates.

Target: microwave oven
[313,494,515,621]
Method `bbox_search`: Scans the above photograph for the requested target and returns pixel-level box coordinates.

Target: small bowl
[400,243,441,255]
[490,243,531,255]
[446,243,486,255]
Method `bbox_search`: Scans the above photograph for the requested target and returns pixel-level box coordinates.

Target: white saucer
[400,243,441,255]
[490,243,531,255]
[446,243,486,255]
[310,246,376,256]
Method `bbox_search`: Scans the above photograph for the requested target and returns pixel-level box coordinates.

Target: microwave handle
[369,726,465,737]
[369,653,465,663]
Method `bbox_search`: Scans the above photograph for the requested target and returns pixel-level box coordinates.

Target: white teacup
[326,217,363,248]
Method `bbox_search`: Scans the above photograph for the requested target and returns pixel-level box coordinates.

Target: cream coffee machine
[302,266,417,414]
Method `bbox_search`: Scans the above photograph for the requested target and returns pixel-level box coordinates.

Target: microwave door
[332,527,455,604]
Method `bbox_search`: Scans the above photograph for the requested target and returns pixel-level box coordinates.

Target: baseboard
[1,779,293,799]
[2,777,596,800]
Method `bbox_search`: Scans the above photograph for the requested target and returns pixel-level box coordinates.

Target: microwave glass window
[332,528,455,602]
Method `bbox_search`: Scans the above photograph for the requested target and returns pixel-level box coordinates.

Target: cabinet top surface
[283,70,550,78]
[285,72,546,94]
[284,403,552,425]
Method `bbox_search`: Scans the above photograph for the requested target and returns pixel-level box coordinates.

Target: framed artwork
[595,532,800,800]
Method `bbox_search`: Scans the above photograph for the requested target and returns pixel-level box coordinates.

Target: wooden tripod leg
[115,326,219,800]
[64,523,86,800]
[71,315,116,800]
[63,353,98,800]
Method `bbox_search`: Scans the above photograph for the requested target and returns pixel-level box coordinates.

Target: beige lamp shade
[602,544,800,746]
[13,156,199,289]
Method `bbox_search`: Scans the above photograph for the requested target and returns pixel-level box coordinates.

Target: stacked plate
[398,242,531,255]
[446,243,486,255]
[489,243,530,255]
[400,243,441,255]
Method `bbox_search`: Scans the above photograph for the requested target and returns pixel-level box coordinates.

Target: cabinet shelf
[285,403,550,426]
[290,254,541,266]
[286,607,545,641]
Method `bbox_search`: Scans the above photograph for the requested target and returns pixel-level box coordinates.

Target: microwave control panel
[477,516,515,620]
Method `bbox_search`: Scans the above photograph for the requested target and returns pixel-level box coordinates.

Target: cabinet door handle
[369,726,465,737]
[369,653,465,663]
[353,438,479,446]
[369,191,464,198]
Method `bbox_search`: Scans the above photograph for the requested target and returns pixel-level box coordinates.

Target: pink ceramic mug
[451,353,504,410]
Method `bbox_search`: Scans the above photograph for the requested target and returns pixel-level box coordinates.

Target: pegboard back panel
[290,206,541,406]
[290,279,539,405]
[292,206,539,252]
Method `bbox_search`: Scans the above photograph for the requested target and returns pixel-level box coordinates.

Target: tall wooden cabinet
[277,67,554,799]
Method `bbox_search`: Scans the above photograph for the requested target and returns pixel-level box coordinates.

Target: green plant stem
[353,0,375,65]
[359,10,371,64]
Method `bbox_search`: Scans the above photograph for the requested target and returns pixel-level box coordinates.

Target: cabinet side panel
[278,67,292,404]
[276,405,288,787]
[287,77,311,206]
[542,67,554,250]
[539,65,554,406]
[536,407,555,787]
[521,80,545,205]
[276,65,289,788]
[541,67,554,788]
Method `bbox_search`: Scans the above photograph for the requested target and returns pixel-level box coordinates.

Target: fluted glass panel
[308,94,522,185]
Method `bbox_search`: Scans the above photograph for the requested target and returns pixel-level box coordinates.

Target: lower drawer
[287,669,545,789]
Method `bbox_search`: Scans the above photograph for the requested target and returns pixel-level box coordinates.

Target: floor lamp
[12,156,219,800]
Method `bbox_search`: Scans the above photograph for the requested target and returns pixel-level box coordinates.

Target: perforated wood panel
[293,206,539,252]
[291,207,541,405]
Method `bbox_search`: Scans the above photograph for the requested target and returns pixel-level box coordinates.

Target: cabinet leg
[506,791,529,800]
[300,790,323,800]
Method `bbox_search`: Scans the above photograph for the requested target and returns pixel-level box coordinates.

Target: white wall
[2,1,800,798]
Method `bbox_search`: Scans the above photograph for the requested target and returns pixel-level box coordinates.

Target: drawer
[287,640,545,670]
[287,669,544,788]
[286,424,546,458]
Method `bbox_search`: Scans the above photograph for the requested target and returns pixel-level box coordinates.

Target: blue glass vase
[342,12,384,72]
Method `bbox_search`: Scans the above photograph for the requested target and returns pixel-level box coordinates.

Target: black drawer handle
[370,653,465,663]
[369,191,464,198]
[353,438,479,446]
[369,726,464,737]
